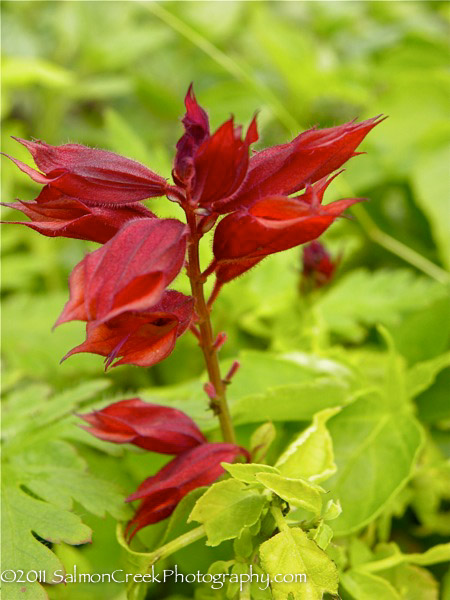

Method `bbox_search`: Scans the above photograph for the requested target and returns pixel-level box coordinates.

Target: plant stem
[147,526,206,566]
[185,208,236,444]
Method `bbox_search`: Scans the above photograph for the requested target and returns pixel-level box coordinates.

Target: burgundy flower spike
[3,85,382,539]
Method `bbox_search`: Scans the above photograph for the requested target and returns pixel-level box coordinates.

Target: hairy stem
[185,208,236,444]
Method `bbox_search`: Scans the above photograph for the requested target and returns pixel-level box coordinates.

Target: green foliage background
[1,2,449,600]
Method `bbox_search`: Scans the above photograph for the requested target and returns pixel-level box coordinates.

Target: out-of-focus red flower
[172,86,258,209]
[3,137,168,205]
[1,196,154,244]
[125,443,249,540]
[61,289,193,369]
[213,116,384,214]
[302,240,337,288]
[78,398,206,453]
[56,218,187,326]
[212,173,360,282]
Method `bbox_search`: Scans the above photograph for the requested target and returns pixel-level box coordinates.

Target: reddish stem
[185,206,236,444]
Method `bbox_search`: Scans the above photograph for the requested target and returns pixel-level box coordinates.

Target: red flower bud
[78,398,206,453]
[1,196,155,244]
[3,137,168,206]
[302,241,336,288]
[61,290,193,369]
[125,443,249,540]
[56,218,187,326]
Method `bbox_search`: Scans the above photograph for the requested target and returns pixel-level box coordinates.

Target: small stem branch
[147,526,206,566]
[271,506,289,533]
[185,208,236,444]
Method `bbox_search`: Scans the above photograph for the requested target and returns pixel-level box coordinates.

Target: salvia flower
[212,115,384,214]
[62,290,193,369]
[56,218,187,325]
[3,137,169,205]
[1,196,154,244]
[212,172,360,282]
[125,442,249,540]
[78,399,206,453]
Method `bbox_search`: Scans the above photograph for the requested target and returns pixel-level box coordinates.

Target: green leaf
[308,522,333,551]
[141,350,352,429]
[412,147,450,269]
[380,564,438,600]
[341,570,402,600]
[1,382,129,598]
[275,408,340,483]
[250,422,277,463]
[324,392,424,535]
[256,473,323,517]
[188,479,266,547]
[222,462,280,484]
[2,469,91,600]
[406,351,450,399]
[316,269,446,342]
[259,527,338,599]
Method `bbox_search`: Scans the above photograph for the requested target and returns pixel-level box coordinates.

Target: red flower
[61,289,193,369]
[172,85,258,209]
[3,137,168,205]
[213,115,384,214]
[125,443,249,540]
[212,173,360,282]
[56,218,187,325]
[78,399,206,453]
[1,196,154,244]
[302,240,337,288]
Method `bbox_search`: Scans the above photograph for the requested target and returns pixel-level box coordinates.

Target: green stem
[185,208,236,445]
[357,554,408,573]
[271,506,289,533]
[147,526,206,566]
[334,177,450,284]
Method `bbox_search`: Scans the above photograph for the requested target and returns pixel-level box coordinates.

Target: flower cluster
[79,399,248,540]
[2,84,382,538]
[2,85,381,369]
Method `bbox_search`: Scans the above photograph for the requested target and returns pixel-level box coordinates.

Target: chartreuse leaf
[222,462,280,484]
[256,473,323,517]
[324,391,424,535]
[341,570,402,600]
[259,527,338,599]
[309,522,333,551]
[316,268,446,342]
[188,479,266,547]
[360,542,450,571]
[250,421,276,463]
[324,331,425,535]
[275,407,340,483]
[406,351,450,399]
[380,564,438,600]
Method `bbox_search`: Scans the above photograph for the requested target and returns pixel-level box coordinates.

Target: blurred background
[1,2,449,599]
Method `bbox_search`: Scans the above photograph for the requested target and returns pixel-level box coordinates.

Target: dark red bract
[79,399,207,453]
[1,196,154,244]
